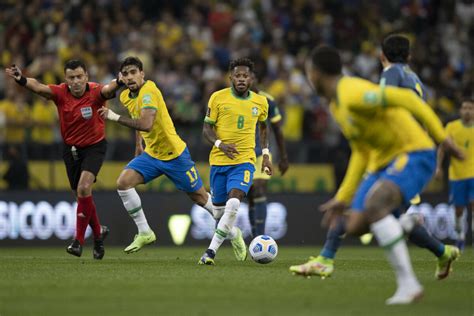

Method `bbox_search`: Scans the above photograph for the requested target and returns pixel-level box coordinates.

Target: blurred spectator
[3,145,29,190]
[0,0,471,164]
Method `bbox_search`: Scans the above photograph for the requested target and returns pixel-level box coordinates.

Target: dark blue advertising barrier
[0,191,470,246]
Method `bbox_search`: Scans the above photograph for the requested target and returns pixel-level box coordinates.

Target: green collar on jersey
[231,86,251,100]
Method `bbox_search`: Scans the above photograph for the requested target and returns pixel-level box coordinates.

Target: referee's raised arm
[5,64,54,100]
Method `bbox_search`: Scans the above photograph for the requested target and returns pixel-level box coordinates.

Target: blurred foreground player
[290,46,464,304]
[304,34,459,281]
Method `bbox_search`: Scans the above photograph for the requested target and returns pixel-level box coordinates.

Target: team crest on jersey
[80,107,93,119]
[142,94,152,105]
[252,106,258,116]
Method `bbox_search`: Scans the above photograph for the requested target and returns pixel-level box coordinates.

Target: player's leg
[79,140,109,259]
[118,153,159,253]
[198,166,227,265]
[450,179,468,250]
[252,179,268,236]
[247,185,256,236]
[199,163,254,264]
[63,145,87,257]
[349,180,422,305]
[249,154,271,236]
[400,211,459,279]
[353,151,438,304]
[290,174,378,277]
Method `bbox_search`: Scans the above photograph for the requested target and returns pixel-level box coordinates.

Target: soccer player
[436,99,474,250]
[5,60,123,259]
[198,58,272,265]
[99,57,216,253]
[289,45,463,304]
[303,34,460,280]
[248,79,289,237]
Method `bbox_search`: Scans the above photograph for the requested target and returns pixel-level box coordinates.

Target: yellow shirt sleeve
[258,98,269,122]
[141,88,160,111]
[335,143,370,204]
[383,86,447,143]
[204,92,218,124]
[348,84,447,144]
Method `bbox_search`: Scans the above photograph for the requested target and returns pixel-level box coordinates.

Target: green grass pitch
[1,246,472,315]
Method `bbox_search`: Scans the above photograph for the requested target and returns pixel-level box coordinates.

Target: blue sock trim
[320,248,336,259]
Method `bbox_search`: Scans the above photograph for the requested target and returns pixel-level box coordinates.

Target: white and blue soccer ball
[249,235,278,264]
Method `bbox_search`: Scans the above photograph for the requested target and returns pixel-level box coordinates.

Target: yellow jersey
[120,80,186,160]
[446,119,474,180]
[204,87,268,166]
[333,77,447,203]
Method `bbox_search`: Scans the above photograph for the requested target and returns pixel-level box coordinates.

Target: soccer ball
[249,235,278,264]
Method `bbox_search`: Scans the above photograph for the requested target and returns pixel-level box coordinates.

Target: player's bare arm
[100,74,124,99]
[202,122,240,159]
[270,120,289,175]
[98,106,156,132]
[5,64,53,99]
[259,120,273,175]
[135,131,144,157]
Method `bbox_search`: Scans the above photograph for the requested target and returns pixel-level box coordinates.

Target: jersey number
[186,166,198,183]
[243,170,251,183]
[237,115,245,129]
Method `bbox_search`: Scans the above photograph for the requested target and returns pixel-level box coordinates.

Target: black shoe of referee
[93,225,109,260]
[66,239,82,257]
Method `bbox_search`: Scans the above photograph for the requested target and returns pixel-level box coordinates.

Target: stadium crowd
[0,0,472,166]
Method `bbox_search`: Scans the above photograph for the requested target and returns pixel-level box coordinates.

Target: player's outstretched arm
[259,120,273,175]
[98,106,155,132]
[320,143,369,228]
[100,73,125,99]
[270,120,289,175]
[202,122,239,159]
[5,65,53,99]
[383,87,465,160]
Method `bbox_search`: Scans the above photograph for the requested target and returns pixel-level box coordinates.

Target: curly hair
[229,58,255,73]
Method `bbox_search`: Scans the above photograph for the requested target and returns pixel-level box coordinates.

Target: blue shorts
[125,148,203,192]
[210,163,255,204]
[351,150,436,212]
[449,178,474,207]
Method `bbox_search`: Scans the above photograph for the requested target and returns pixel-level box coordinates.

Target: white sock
[455,215,465,240]
[118,188,152,234]
[213,206,225,220]
[209,198,240,252]
[371,215,420,289]
[202,193,214,216]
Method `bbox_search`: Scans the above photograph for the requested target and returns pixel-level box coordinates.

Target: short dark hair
[310,45,342,75]
[382,34,410,63]
[229,58,254,73]
[64,60,87,73]
[120,56,143,72]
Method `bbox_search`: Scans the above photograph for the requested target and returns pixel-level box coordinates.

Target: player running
[198,58,272,265]
[99,56,216,253]
[289,45,463,304]
[248,79,289,237]
[5,60,122,259]
[299,34,460,281]
[436,99,474,251]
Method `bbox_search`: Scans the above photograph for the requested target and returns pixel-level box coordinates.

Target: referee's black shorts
[62,139,107,191]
